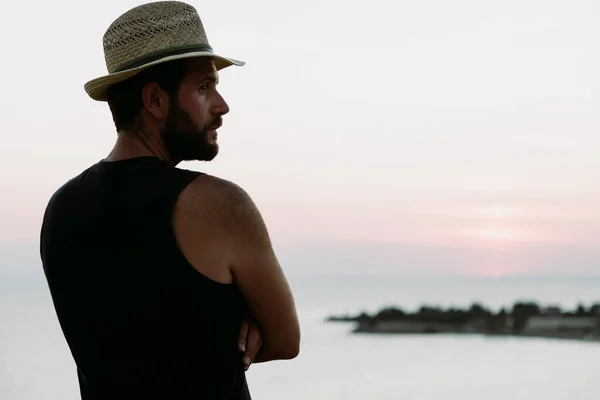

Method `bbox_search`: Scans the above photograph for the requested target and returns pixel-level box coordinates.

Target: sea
[2,273,600,400]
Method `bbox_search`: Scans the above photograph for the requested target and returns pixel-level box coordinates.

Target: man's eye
[199,84,209,92]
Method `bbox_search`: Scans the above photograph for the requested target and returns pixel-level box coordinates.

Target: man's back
[40,157,250,399]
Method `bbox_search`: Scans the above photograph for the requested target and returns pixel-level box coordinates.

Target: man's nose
[212,91,230,116]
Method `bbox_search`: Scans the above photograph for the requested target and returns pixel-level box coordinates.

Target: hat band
[113,43,214,73]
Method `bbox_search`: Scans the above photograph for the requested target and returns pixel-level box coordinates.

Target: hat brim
[84,52,245,102]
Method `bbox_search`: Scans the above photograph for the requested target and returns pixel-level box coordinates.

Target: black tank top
[40,156,251,399]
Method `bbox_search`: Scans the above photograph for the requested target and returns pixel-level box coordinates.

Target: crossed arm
[227,181,300,363]
[177,175,300,370]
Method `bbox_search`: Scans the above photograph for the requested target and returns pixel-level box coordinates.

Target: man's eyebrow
[198,72,219,84]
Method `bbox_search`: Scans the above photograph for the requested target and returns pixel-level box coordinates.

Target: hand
[238,315,262,371]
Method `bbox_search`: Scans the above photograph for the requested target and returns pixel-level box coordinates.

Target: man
[39,1,300,399]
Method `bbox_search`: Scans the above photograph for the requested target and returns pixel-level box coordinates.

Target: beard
[161,100,220,163]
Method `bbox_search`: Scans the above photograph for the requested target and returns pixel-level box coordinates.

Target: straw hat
[84,1,244,101]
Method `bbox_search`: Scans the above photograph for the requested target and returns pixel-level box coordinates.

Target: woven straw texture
[83,1,244,102]
[103,1,209,73]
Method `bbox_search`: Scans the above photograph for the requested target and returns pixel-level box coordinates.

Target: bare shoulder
[175,174,261,228]
[172,174,269,283]
[170,174,260,283]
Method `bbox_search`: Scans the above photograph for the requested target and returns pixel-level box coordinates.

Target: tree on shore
[375,307,406,321]
[575,303,588,316]
[511,302,541,333]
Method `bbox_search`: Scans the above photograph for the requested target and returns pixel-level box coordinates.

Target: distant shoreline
[327,301,600,342]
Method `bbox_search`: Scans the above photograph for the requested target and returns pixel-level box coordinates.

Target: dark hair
[106,59,189,132]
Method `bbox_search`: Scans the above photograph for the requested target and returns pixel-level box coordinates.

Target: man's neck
[105,130,173,164]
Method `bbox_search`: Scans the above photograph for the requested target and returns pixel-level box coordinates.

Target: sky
[1,0,600,278]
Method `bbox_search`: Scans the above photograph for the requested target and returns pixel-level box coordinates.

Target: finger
[243,327,262,371]
[238,318,249,353]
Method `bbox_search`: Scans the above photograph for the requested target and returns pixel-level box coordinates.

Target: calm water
[2,274,600,399]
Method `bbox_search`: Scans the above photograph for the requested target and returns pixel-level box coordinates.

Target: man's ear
[141,82,170,120]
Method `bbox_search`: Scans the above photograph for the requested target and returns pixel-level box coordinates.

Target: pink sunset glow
[1,0,600,279]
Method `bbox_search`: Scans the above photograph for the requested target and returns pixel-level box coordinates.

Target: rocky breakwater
[327,302,600,341]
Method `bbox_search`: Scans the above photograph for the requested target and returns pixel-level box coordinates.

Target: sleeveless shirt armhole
[159,169,237,288]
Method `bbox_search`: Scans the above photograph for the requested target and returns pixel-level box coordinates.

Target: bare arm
[176,175,300,362]
[227,184,300,361]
